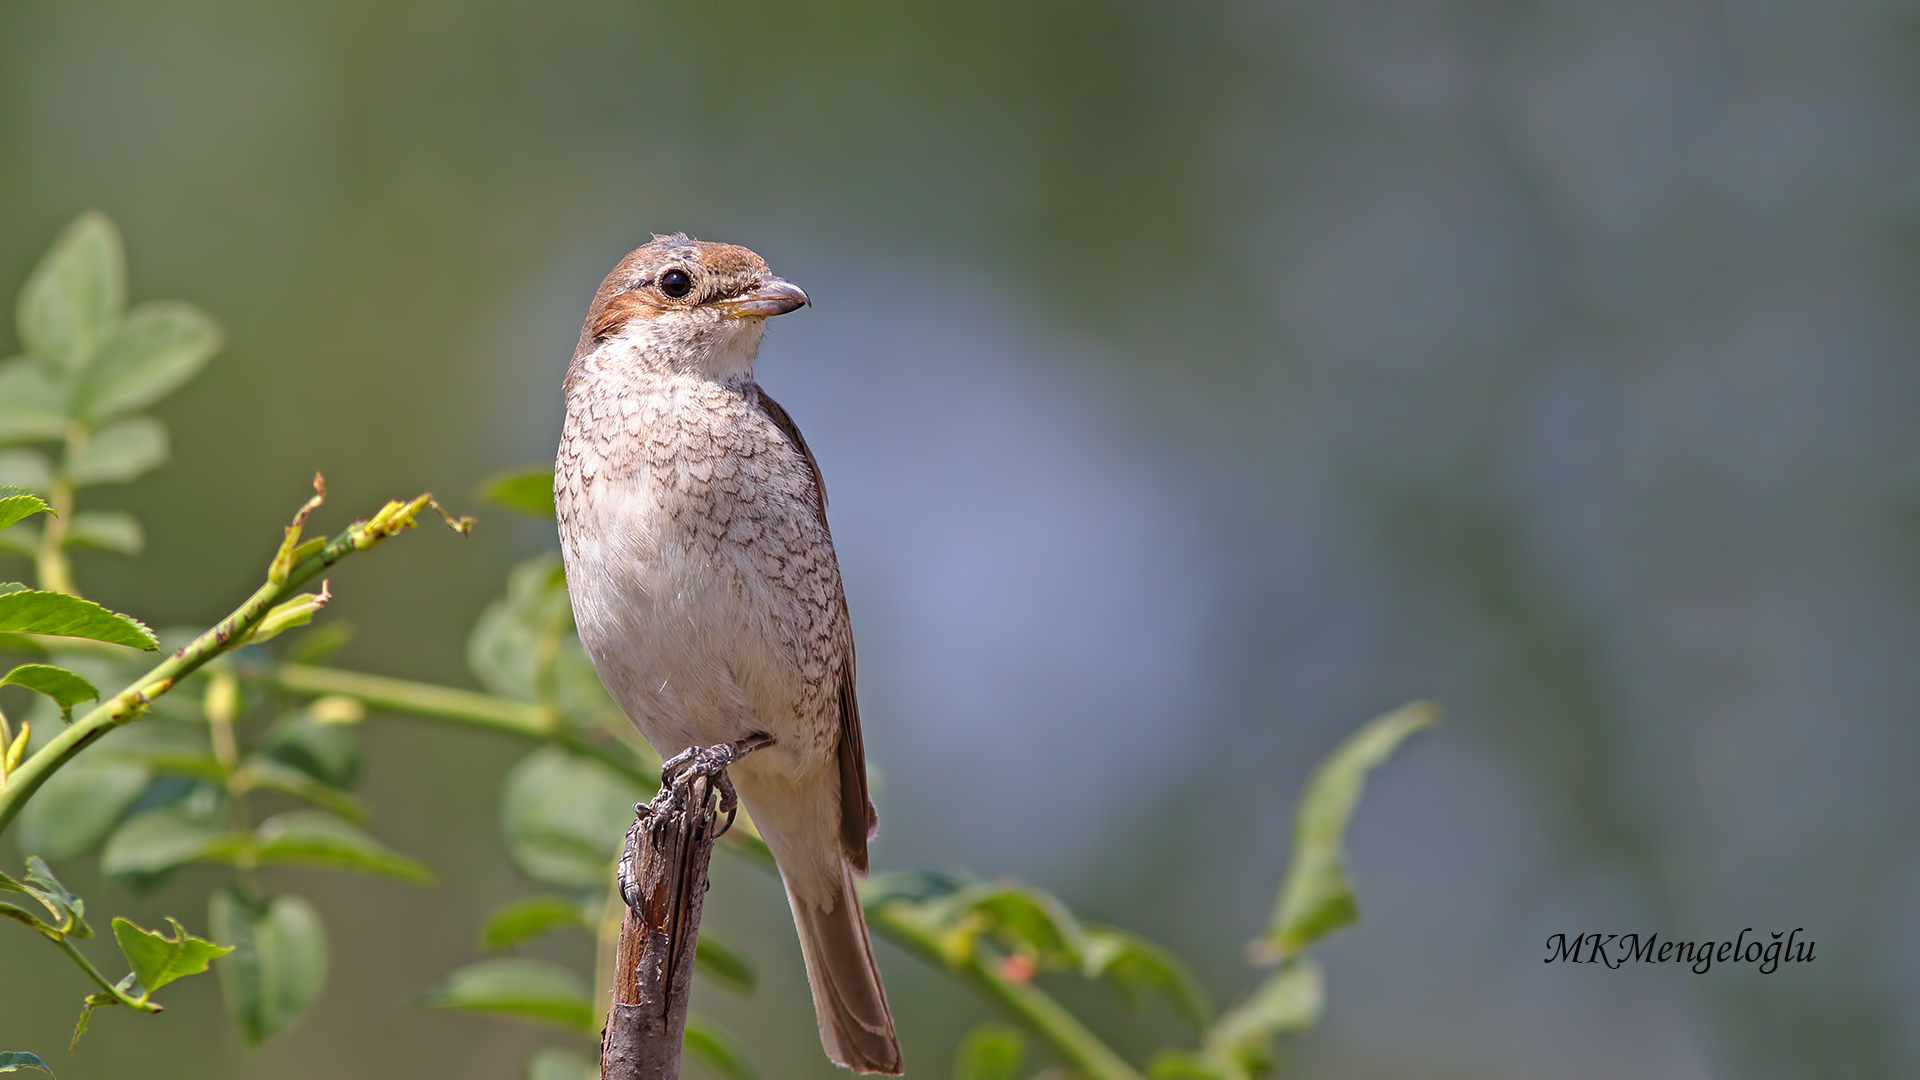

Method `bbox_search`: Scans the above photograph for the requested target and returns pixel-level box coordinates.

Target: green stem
[272,663,552,738]
[870,903,1148,1080]
[35,476,74,595]
[0,495,449,837]
[54,935,158,1012]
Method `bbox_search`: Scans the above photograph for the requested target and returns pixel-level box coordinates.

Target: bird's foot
[658,733,774,837]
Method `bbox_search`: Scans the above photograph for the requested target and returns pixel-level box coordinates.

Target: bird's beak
[722,277,811,318]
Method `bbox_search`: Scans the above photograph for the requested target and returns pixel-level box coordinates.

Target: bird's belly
[561,476,825,767]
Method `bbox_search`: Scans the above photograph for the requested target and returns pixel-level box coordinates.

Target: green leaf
[249,811,432,882]
[467,554,571,700]
[0,1050,54,1074]
[0,664,99,715]
[78,302,221,421]
[526,1048,596,1080]
[65,417,167,487]
[417,958,595,1033]
[954,1023,1024,1080]
[479,894,596,951]
[684,1017,759,1080]
[501,747,645,889]
[0,856,91,937]
[234,759,367,822]
[0,486,51,532]
[17,761,150,861]
[111,915,233,994]
[259,715,362,789]
[0,589,158,649]
[101,808,233,876]
[18,212,125,374]
[1082,924,1211,1026]
[280,621,353,665]
[63,512,143,555]
[0,451,53,495]
[210,889,327,1045]
[1199,959,1323,1077]
[1258,702,1436,962]
[695,933,757,996]
[0,360,69,444]
[930,882,1087,969]
[478,467,557,520]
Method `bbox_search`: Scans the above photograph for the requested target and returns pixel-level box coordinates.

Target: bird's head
[577,234,810,381]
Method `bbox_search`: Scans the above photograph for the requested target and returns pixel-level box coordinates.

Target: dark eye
[659,268,692,298]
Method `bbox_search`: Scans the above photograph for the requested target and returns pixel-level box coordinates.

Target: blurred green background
[4,1,1918,1077]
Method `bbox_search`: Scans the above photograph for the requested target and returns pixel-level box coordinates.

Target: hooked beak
[722,276,811,318]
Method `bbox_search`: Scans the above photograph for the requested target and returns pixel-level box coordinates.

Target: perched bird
[555,234,902,1074]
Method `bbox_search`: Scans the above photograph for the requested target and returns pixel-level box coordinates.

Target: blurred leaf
[1082,924,1210,1026]
[280,621,352,666]
[0,856,90,937]
[526,1048,596,1080]
[954,1023,1024,1080]
[0,451,52,495]
[111,915,232,994]
[0,527,36,559]
[78,302,221,421]
[478,468,557,520]
[234,759,367,822]
[553,638,620,728]
[65,417,167,487]
[1147,1051,1229,1080]
[0,486,51,532]
[0,1050,54,1074]
[479,894,596,951]
[0,664,99,715]
[1196,959,1323,1078]
[63,512,142,555]
[17,212,124,374]
[1258,703,1436,962]
[210,889,327,1045]
[0,589,158,649]
[695,933,757,996]
[418,958,595,1033]
[250,811,432,882]
[502,747,644,889]
[0,361,68,445]
[259,715,362,789]
[684,1016,759,1080]
[92,720,221,777]
[468,554,570,700]
[860,869,969,910]
[17,761,150,861]
[931,882,1086,969]
[101,808,233,876]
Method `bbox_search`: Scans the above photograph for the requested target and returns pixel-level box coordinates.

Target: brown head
[573,233,810,381]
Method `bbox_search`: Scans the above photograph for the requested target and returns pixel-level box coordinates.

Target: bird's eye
[659,268,692,299]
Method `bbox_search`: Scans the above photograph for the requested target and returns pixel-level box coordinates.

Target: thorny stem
[0,490,470,837]
[261,666,1148,1080]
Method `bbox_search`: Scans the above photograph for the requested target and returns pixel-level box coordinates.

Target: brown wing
[753,385,877,874]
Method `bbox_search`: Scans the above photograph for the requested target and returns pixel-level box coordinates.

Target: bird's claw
[652,733,774,840]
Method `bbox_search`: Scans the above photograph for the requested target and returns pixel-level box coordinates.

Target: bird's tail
[786,860,902,1074]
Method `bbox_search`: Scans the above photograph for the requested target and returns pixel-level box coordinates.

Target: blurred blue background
[3,2,1916,1077]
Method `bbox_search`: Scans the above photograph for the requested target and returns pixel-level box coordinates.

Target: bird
[554,233,902,1074]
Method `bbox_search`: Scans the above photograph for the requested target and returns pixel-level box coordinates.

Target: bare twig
[601,738,768,1080]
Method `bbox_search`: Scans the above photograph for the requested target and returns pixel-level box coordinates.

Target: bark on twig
[600,741,755,1080]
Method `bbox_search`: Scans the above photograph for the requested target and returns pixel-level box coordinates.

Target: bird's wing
[752,386,877,874]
